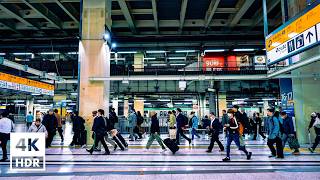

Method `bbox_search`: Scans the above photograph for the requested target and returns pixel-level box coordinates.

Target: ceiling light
[144,57,156,60]
[111,43,117,48]
[40,52,60,55]
[175,50,196,53]
[204,49,225,53]
[171,63,186,66]
[0,53,6,56]
[168,57,186,60]
[117,51,137,54]
[233,48,255,52]
[67,52,78,55]
[103,33,110,40]
[146,50,167,53]
[151,64,167,66]
[158,99,170,102]
[13,52,33,55]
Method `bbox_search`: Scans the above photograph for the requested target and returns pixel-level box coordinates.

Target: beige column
[218,93,227,118]
[134,99,144,115]
[78,0,111,144]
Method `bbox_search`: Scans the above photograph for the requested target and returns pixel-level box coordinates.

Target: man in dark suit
[175,108,191,145]
[87,109,110,155]
[206,112,224,152]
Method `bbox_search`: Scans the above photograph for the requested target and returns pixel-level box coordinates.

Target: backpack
[313,117,320,128]
[137,116,144,126]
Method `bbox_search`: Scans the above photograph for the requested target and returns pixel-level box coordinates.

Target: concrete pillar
[78,0,111,143]
[26,98,34,116]
[134,53,144,72]
[209,92,216,115]
[124,99,129,118]
[199,93,206,118]
[112,98,119,115]
[218,92,227,118]
[134,98,144,115]
[263,100,269,117]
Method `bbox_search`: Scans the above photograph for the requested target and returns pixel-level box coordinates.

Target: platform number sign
[10,133,46,171]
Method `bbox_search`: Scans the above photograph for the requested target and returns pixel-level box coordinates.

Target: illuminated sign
[266,2,320,65]
[0,72,54,96]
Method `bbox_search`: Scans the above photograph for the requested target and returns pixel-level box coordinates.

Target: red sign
[202,56,224,71]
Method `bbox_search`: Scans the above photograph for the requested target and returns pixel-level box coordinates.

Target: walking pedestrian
[266,108,284,158]
[54,109,64,144]
[26,111,34,130]
[280,111,300,155]
[308,112,320,153]
[146,112,167,153]
[42,109,58,148]
[0,111,14,162]
[206,112,224,153]
[189,111,200,141]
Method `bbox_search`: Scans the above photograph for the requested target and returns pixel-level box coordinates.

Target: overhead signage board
[266,2,320,65]
[0,72,54,96]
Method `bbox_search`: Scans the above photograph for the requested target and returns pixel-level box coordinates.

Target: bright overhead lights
[171,63,186,66]
[40,52,60,55]
[175,50,196,53]
[70,92,78,96]
[262,98,275,101]
[13,52,33,55]
[144,57,156,60]
[13,100,24,103]
[67,52,78,55]
[37,100,48,103]
[158,99,170,102]
[151,64,167,66]
[122,80,129,84]
[0,53,5,56]
[117,51,137,54]
[111,43,117,48]
[31,93,41,96]
[146,50,167,53]
[233,48,255,52]
[168,57,186,60]
[204,49,225,53]
[103,33,110,40]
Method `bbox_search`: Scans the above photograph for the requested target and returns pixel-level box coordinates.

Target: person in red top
[222,109,252,162]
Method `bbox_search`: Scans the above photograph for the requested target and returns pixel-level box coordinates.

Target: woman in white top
[0,111,14,162]
[28,118,48,138]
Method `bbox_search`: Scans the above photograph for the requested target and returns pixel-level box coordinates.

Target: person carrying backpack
[266,108,284,159]
[308,112,320,153]
[175,108,191,145]
[280,112,300,155]
[189,111,200,141]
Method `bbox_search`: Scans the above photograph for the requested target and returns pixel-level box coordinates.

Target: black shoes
[0,157,8,162]
[309,148,314,153]
[206,149,212,153]
[86,149,93,155]
[114,144,118,151]
[268,155,276,158]
[222,157,230,162]
[104,151,110,155]
[247,152,252,160]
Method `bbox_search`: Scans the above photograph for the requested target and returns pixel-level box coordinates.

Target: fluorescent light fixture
[288,32,298,38]
[111,43,116,48]
[262,98,275,101]
[31,93,41,96]
[37,100,48,103]
[168,57,186,60]
[262,48,266,51]
[40,52,60,55]
[184,102,192,105]
[184,99,193,101]
[13,52,33,55]
[16,104,25,106]
[146,50,167,53]
[204,49,225,53]
[171,63,186,66]
[257,102,264,104]
[103,33,110,40]
[175,102,183,105]
[151,64,167,66]
[67,52,78,55]
[144,57,156,60]
[70,93,78,96]
[144,103,151,105]
[13,100,24,103]
[68,103,76,106]
[117,51,137,54]
[271,42,281,47]
[122,80,129,84]
[158,99,170,102]
[175,50,196,53]
[0,53,6,56]
[233,48,255,52]
[234,98,247,101]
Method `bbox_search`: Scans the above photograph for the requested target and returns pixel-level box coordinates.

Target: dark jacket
[92,116,107,137]
[150,115,160,134]
[105,116,115,131]
[72,115,85,131]
[309,116,320,135]
[210,118,222,135]
[221,114,229,126]
[282,116,294,135]
[202,118,210,129]
[42,114,58,133]
[109,111,118,124]
[176,113,185,128]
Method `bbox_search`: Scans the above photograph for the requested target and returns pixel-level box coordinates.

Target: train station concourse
[0,0,320,179]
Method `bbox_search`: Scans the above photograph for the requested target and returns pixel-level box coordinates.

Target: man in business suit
[206,112,224,153]
[175,108,191,145]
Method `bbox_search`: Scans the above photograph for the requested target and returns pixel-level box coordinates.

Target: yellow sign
[0,72,54,90]
[266,3,320,52]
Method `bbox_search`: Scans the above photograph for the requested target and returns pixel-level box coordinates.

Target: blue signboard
[279,78,295,116]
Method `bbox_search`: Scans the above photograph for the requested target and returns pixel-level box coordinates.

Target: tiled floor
[1,123,320,179]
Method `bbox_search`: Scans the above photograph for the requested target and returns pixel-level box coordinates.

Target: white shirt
[0,117,14,134]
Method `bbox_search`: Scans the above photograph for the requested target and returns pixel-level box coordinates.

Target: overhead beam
[54,0,79,24]
[22,0,63,29]
[151,0,159,33]
[116,0,137,33]
[0,4,40,30]
[204,0,220,29]
[251,0,281,27]
[112,9,153,15]
[179,0,188,32]
[229,0,255,27]
[0,21,24,35]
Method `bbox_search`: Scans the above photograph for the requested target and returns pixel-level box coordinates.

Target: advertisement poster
[280,78,295,117]
[202,55,224,71]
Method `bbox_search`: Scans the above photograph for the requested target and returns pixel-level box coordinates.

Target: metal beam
[22,0,63,29]
[179,0,188,32]
[112,9,153,15]
[229,0,255,27]
[54,0,79,24]
[204,0,220,29]
[0,4,40,30]
[0,21,24,35]
[251,0,280,27]
[116,0,137,33]
[151,0,159,33]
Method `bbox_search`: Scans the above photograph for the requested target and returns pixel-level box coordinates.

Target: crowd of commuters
[1,105,320,162]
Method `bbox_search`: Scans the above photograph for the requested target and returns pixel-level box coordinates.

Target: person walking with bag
[189,111,200,141]
[0,111,14,162]
[308,112,320,153]
[280,111,300,155]
[86,109,110,155]
[128,109,139,141]
[175,108,191,145]
[146,112,167,153]
[42,109,58,148]
[206,112,224,153]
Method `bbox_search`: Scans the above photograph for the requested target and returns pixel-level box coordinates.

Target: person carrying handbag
[0,111,14,162]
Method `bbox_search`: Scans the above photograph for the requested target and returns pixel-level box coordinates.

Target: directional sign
[266,2,320,65]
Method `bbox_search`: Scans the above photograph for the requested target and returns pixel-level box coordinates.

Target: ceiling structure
[0,0,282,51]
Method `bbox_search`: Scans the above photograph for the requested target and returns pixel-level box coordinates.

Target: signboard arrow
[306,30,314,43]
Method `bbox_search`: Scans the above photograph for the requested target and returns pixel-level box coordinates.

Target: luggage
[80,130,87,145]
[288,136,300,149]
[112,134,125,150]
[116,132,128,148]
[163,138,179,154]
[169,128,177,140]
